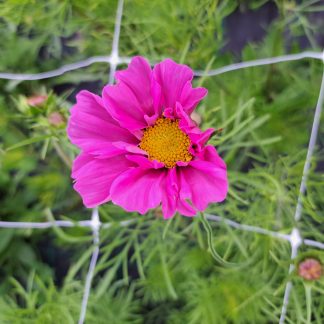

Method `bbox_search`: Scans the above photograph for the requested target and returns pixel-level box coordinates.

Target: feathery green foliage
[0,0,323,323]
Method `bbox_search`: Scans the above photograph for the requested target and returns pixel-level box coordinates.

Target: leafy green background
[0,0,323,323]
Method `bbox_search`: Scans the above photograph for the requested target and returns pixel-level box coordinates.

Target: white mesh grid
[0,0,323,322]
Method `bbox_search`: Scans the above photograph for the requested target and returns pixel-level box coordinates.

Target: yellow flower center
[139,117,192,168]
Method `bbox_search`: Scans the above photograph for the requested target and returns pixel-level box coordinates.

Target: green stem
[52,140,72,169]
[199,212,235,267]
[160,247,178,300]
[305,284,312,324]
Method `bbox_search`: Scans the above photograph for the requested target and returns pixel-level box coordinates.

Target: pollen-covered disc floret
[139,117,192,168]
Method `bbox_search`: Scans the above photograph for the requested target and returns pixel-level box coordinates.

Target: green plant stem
[52,140,72,169]
[160,247,178,300]
[305,284,312,324]
[199,212,236,267]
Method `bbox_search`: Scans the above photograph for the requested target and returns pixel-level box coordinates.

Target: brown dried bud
[48,112,65,127]
[26,95,48,106]
[298,258,322,281]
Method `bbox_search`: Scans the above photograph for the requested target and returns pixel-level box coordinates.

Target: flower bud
[298,258,322,281]
[48,112,65,127]
[27,95,48,106]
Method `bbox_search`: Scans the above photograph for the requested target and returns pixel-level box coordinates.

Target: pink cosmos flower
[67,56,228,218]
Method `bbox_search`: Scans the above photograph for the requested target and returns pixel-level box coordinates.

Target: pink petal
[161,168,196,219]
[180,81,208,114]
[189,128,215,155]
[166,102,199,133]
[102,82,148,131]
[153,58,193,110]
[110,168,166,214]
[161,168,178,218]
[173,169,196,217]
[177,200,197,217]
[153,58,207,112]
[115,56,156,117]
[195,145,227,167]
[180,146,228,211]
[175,102,197,129]
[72,152,134,208]
[103,56,160,131]
[67,90,138,155]
[126,154,165,169]
[89,142,145,159]
[151,77,163,116]
[167,102,214,155]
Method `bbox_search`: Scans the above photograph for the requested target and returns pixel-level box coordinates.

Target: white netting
[0,0,323,322]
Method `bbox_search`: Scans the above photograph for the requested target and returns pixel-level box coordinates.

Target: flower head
[67,56,228,218]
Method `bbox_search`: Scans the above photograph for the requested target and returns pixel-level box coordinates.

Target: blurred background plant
[0,0,323,323]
